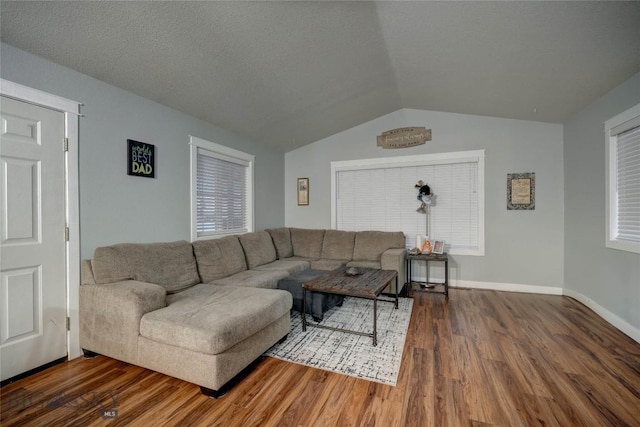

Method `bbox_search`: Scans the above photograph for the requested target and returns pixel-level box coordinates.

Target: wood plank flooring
[2,288,640,426]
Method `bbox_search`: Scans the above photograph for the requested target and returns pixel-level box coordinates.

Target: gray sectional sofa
[80,228,406,396]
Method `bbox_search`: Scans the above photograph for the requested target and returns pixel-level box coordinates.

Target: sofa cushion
[321,230,356,260]
[287,256,318,262]
[211,269,289,289]
[346,260,381,269]
[352,231,406,262]
[310,259,349,270]
[140,284,292,355]
[91,241,199,293]
[290,228,325,258]
[238,231,277,269]
[253,259,310,275]
[266,228,293,259]
[193,236,247,283]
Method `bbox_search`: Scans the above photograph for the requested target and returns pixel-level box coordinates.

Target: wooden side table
[405,253,449,299]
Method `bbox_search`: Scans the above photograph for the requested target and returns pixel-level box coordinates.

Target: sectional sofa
[80,228,406,396]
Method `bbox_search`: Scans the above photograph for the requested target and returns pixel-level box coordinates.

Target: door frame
[1,79,82,359]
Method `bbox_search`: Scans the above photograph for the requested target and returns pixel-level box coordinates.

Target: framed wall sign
[376,127,432,149]
[507,172,535,210]
[127,139,155,178]
[297,178,309,206]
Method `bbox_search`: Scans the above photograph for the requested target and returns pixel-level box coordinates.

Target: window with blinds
[606,103,640,254]
[605,104,640,253]
[615,126,640,244]
[332,150,485,256]
[190,136,254,240]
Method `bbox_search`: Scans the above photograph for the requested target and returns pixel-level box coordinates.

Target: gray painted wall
[564,72,640,331]
[285,109,565,287]
[1,43,285,259]
[5,41,636,335]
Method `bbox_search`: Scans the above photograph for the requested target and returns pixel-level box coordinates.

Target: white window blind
[190,136,254,240]
[606,103,640,253]
[430,162,479,251]
[614,125,640,244]
[333,151,484,256]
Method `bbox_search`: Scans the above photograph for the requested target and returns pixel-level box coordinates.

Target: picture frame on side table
[297,178,309,206]
[432,240,445,254]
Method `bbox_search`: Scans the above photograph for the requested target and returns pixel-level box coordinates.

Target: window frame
[189,135,254,241]
[330,150,485,256]
[605,103,640,254]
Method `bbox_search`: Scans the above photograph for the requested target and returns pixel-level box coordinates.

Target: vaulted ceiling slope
[2,1,639,152]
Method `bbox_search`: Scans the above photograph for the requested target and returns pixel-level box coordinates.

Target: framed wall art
[127,139,155,178]
[507,172,535,210]
[297,178,309,206]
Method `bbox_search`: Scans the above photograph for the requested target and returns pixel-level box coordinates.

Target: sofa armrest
[80,280,166,364]
[381,248,407,294]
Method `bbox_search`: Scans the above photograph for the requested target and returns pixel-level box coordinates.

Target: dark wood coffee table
[301,266,398,346]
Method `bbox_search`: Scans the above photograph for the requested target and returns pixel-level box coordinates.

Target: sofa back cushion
[321,230,356,260]
[290,228,325,258]
[92,240,200,293]
[352,231,406,262]
[238,231,277,269]
[266,228,293,259]
[193,236,247,282]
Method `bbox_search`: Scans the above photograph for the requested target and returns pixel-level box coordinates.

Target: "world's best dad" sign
[127,139,155,178]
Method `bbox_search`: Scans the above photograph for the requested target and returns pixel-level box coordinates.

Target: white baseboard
[450,279,563,295]
[412,276,640,344]
[562,289,640,344]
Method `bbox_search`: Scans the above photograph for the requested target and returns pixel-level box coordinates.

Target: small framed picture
[507,172,535,210]
[432,240,445,254]
[297,178,309,206]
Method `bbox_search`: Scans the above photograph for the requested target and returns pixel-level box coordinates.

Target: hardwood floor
[2,288,640,426]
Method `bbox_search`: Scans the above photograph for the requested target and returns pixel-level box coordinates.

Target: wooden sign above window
[376,127,431,149]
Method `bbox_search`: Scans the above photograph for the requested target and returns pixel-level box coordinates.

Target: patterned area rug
[265,296,413,386]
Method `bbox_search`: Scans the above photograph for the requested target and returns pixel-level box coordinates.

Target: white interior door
[1,95,67,381]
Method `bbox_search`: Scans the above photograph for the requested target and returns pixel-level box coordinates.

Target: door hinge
[63,138,69,152]
[64,226,70,242]
[66,317,71,331]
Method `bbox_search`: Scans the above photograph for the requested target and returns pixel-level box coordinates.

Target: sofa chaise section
[138,283,291,394]
[80,240,292,397]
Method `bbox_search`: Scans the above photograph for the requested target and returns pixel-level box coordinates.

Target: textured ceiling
[2,1,640,152]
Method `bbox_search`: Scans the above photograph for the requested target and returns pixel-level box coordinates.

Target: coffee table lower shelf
[301,293,397,346]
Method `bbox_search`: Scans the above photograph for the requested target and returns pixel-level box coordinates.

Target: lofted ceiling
[1,1,640,152]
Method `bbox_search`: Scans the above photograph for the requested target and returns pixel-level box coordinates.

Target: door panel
[0,96,67,381]
[2,158,39,242]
